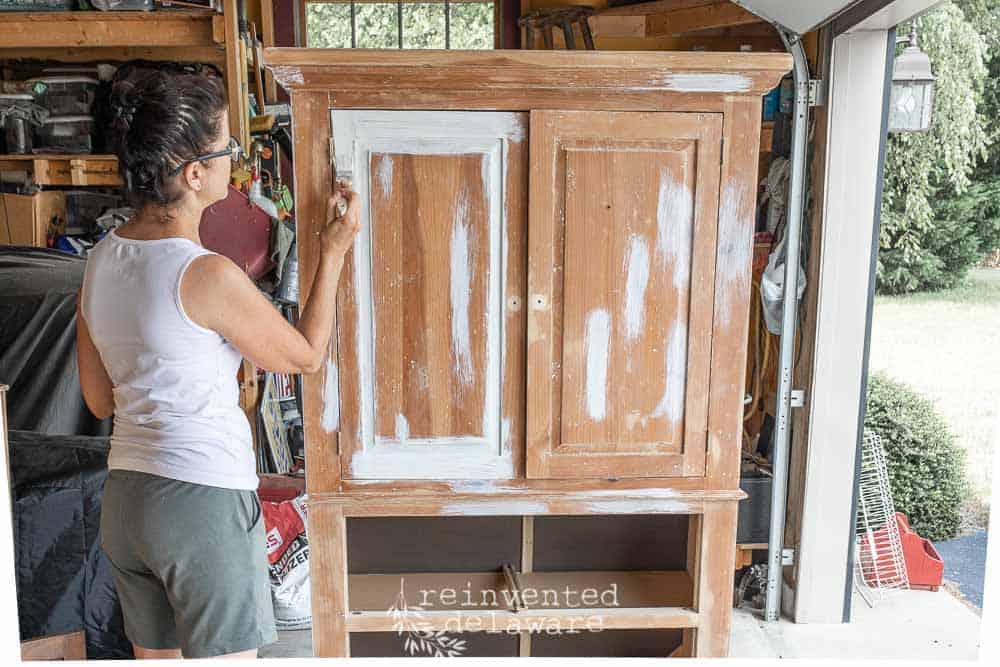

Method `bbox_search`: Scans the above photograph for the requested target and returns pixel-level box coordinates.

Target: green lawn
[869,268,1000,524]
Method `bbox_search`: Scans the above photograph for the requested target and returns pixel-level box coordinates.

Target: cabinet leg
[309,503,349,657]
[695,503,738,657]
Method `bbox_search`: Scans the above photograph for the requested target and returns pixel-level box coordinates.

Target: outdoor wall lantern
[889,24,935,133]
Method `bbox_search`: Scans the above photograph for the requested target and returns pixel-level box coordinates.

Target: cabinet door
[332,110,527,480]
[526,110,722,479]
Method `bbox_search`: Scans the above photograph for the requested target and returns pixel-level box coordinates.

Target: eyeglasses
[168,136,243,176]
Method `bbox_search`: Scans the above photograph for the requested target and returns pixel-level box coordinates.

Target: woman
[76,66,360,659]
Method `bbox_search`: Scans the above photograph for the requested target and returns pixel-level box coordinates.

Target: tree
[934,0,1000,277]
[305,2,494,50]
[877,2,991,294]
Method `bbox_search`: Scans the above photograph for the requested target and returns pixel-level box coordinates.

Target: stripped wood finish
[266,48,792,102]
[369,152,491,442]
[705,97,763,492]
[336,476,742,495]
[265,50,790,659]
[694,501,740,655]
[291,90,340,493]
[310,492,737,518]
[527,110,721,479]
[309,502,349,657]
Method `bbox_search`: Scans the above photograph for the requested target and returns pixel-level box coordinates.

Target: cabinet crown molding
[265,48,792,98]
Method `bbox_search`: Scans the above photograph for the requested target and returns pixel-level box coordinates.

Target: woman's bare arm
[76,293,115,419]
[181,184,362,375]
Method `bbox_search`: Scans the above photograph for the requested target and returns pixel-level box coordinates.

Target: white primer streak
[623,236,650,341]
[271,65,304,85]
[348,442,515,479]
[663,73,752,93]
[395,413,410,443]
[441,501,549,516]
[450,191,475,386]
[583,500,695,514]
[652,319,687,425]
[656,169,694,291]
[584,309,611,422]
[376,435,485,447]
[375,154,393,197]
[501,417,512,454]
[717,182,751,329]
[321,359,340,432]
[481,143,503,455]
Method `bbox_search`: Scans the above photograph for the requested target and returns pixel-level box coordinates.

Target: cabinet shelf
[315,483,745,518]
[347,570,697,632]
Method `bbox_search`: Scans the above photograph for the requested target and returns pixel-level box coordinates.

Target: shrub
[864,373,967,541]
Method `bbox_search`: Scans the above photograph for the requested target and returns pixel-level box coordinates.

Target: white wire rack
[854,429,910,606]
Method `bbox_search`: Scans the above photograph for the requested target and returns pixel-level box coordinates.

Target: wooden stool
[519,6,596,50]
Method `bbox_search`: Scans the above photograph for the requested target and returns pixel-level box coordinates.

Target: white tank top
[80,228,258,490]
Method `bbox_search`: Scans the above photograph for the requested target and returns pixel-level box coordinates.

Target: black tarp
[2,246,127,658]
[0,246,111,436]
[8,431,131,659]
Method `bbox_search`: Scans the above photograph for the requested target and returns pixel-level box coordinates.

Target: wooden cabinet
[268,49,790,658]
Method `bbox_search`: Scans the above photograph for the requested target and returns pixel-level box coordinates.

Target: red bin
[896,512,945,591]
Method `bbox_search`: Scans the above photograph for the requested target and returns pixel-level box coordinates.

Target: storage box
[0,94,39,154]
[0,191,65,247]
[89,0,155,9]
[737,474,772,543]
[34,115,94,154]
[26,77,98,116]
[0,0,76,10]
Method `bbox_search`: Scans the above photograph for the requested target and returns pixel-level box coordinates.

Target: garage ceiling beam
[646,2,763,35]
[590,1,765,39]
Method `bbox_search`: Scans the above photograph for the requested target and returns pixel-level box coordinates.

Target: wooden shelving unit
[0,9,221,50]
[0,3,249,145]
[0,154,120,187]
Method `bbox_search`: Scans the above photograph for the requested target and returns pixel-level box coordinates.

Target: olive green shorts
[100,469,277,658]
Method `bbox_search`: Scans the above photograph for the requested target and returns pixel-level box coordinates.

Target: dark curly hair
[105,62,228,215]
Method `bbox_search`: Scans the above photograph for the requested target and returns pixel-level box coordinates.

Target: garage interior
[0,0,951,660]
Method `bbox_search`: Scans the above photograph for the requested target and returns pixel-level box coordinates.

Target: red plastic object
[860,512,944,591]
[896,512,945,590]
[257,473,306,503]
[200,184,273,279]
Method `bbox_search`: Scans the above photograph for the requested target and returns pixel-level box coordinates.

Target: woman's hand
[320,178,362,258]
[183,178,361,376]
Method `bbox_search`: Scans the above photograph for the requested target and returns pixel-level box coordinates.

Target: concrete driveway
[731,588,981,660]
